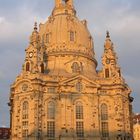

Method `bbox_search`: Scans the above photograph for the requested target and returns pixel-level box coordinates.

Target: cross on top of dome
[34,22,37,31]
[53,0,75,16]
[106,31,110,38]
[55,0,73,7]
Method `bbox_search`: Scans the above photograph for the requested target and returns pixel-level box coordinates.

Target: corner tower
[101,31,121,79]
[9,1,133,140]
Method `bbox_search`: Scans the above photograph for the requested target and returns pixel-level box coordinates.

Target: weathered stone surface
[9,0,133,140]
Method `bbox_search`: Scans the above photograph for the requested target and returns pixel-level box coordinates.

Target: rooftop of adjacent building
[133,113,140,125]
[0,127,10,139]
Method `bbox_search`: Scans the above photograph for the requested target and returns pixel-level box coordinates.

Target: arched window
[76,102,83,119]
[80,62,83,72]
[72,62,79,73]
[26,62,30,71]
[101,104,108,120]
[47,102,55,119]
[70,31,75,41]
[105,68,109,78]
[101,103,109,138]
[22,101,29,137]
[47,102,55,138]
[118,69,121,77]
[23,101,28,115]
[75,101,84,138]
[46,33,49,43]
[40,63,44,73]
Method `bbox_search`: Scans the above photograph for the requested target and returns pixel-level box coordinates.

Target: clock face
[22,84,28,92]
[29,52,33,58]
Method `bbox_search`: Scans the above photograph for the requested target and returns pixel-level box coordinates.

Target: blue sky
[0,0,140,127]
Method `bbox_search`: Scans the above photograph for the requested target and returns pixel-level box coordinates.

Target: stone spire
[103,31,117,66]
[100,31,122,79]
[30,22,40,46]
[22,22,46,74]
[104,31,114,50]
[106,30,110,38]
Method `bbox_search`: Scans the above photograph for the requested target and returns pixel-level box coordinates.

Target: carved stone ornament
[29,52,34,58]
[76,82,83,92]
[22,84,28,92]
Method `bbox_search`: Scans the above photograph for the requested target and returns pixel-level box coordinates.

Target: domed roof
[39,0,96,62]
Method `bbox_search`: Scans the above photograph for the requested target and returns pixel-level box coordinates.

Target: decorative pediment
[60,75,100,87]
[13,79,33,93]
[59,74,100,94]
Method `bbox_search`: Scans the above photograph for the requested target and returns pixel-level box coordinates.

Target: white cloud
[0,6,46,43]
[0,17,30,42]
[108,15,140,35]
[0,17,5,24]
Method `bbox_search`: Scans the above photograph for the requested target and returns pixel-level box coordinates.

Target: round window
[22,84,28,92]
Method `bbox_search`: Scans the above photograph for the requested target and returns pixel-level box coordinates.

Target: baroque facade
[133,120,140,140]
[9,0,133,140]
[0,127,10,140]
[133,114,140,140]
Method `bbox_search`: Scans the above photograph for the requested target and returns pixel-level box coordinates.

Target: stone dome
[38,0,97,77]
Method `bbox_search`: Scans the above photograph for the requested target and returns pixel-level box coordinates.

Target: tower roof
[53,0,75,16]
[30,22,40,45]
[23,0,97,77]
[39,0,96,62]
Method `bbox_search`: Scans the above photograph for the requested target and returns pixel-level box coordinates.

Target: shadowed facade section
[9,0,133,140]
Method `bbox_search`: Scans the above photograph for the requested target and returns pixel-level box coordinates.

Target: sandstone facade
[9,0,133,140]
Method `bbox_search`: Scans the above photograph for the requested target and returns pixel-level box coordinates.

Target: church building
[9,0,133,140]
